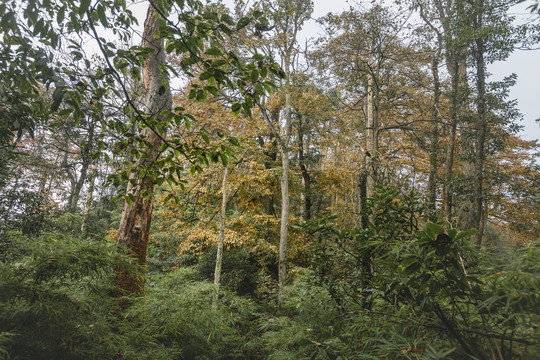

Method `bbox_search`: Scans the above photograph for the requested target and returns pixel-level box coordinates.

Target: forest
[0,0,539,358]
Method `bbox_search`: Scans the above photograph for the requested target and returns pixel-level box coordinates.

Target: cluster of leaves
[0,233,137,359]
[1,184,538,359]
[271,185,539,359]
[0,232,268,359]
[0,187,57,236]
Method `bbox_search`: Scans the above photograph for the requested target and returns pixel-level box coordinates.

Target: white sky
[125,0,540,143]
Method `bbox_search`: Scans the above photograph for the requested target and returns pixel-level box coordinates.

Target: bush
[195,246,259,296]
[0,233,139,359]
[130,268,260,359]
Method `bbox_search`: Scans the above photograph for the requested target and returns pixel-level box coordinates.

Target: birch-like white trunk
[278,89,291,292]
[213,166,229,308]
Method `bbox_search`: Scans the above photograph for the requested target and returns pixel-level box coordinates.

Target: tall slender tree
[259,0,313,291]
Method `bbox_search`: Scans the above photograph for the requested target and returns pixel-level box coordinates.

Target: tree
[2,0,280,302]
[114,2,173,298]
[213,165,229,308]
[258,0,313,291]
[314,5,427,224]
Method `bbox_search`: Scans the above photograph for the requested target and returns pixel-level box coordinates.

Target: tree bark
[257,130,278,217]
[68,120,95,212]
[365,72,378,199]
[213,166,229,308]
[358,170,368,228]
[115,3,172,303]
[472,0,487,246]
[298,115,311,221]
[81,164,97,236]
[443,48,467,224]
[278,86,292,292]
[427,46,441,221]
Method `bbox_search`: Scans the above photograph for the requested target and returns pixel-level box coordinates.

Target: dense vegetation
[1,0,539,359]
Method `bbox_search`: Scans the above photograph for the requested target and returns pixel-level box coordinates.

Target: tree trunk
[213,166,229,308]
[278,88,291,292]
[473,0,487,246]
[427,46,441,221]
[298,116,311,221]
[257,132,278,217]
[358,170,368,228]
[68,121,95,212]
[365,73,377,199]
[443,49,467,224]
[115,3,172,303]
[81,164,97,236]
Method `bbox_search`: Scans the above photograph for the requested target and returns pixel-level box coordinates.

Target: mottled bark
[115,3,172,302]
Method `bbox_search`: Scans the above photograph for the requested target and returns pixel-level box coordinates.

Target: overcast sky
[302,0,540,143]
[127,0,540,142]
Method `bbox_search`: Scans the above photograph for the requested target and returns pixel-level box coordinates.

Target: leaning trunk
[115,4,172,302]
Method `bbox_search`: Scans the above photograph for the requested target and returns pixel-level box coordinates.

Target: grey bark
[81,164,98,236]
[297,115,311,221]
[427,45,442,221]
[365,73,378,199]
[213,166,229,308]
[278,86,292,291]
[68,120,95,212]
[472,0,487,246]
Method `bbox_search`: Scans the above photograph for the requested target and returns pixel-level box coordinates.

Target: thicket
[0,185,537,359]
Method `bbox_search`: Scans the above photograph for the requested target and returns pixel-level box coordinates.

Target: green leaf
[250,69,259,83]
[220,153,229,167]
[97,4,108,27]
[259,66,267,79]
[236,16,250,30]
[79,0,92,17]
[425,222,443,236]
[455,228,478,240]
[58,108,73,117]
[228,137,240,146]
[200,132,210,144]
[126,193,135,206]
[231,102,241,114]
[206,47,221,56]
[57,6,66,24]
